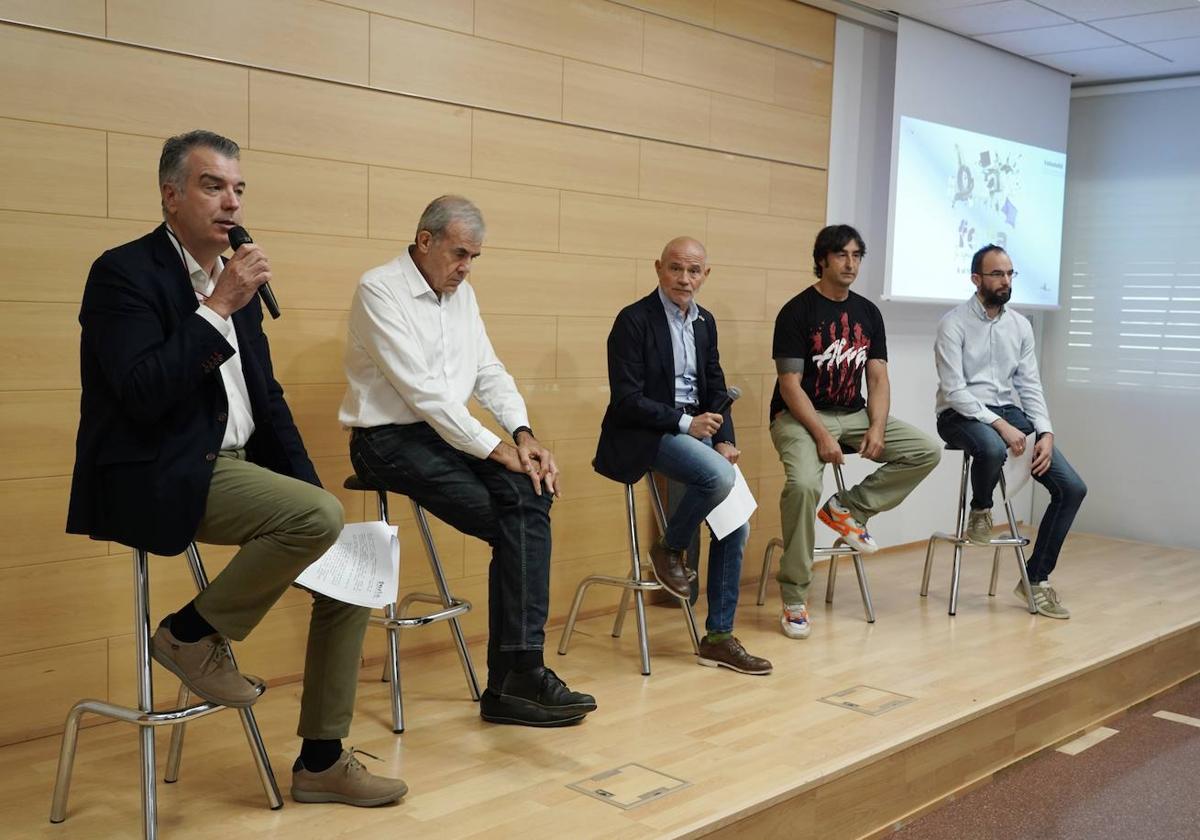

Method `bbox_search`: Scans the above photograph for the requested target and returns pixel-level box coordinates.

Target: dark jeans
[650,433,747,635]
[937,405,1087,582]
[350,423,552,690]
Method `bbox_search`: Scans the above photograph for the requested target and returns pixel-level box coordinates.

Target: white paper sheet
[1000,433,1034,499]
[705,465,757,541]
[295,521,399,609]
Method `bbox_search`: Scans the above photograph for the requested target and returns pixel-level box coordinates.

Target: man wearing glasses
[934,244,1087,619]
[769,225,940,640]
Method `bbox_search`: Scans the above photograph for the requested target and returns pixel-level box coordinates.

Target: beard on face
[980,286,1011,308]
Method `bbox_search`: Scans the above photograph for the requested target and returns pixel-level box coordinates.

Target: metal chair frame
[352,482,481,733]
[922,449,1038,616]
[756,460,876,623]
[49,544,282,839]
[558,472,702,675]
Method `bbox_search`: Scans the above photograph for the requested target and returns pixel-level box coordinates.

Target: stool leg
[920,537,936,596]
[49,701,87,823]
[989,547,1001,596]
[164,684,190,783]
[999,473,1038,614]
[757,538,781,606]
[132,548,158,840]
[626,484,652,676]
[948,454,971,616]
[645,476,701,653]
[383,602,404,733]
[612,587,631,638]
[183,544,283,809]
[412,502,481,701]
[851,550,876,623]
[825,552,839,604]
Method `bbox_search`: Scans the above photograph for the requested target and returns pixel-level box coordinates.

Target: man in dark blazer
[67,130,406,807]
[594,237,771,676]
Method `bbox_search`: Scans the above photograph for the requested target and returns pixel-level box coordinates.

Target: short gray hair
[416,195,485,242]
[159,130,240,216]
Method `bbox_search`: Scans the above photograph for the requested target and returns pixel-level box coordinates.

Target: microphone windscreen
[228,225,253,250]
[726,385,742,403]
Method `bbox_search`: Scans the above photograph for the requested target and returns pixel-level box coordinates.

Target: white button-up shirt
[165,226,255,450]
[934,294,1052,434]
[338,248,529,459]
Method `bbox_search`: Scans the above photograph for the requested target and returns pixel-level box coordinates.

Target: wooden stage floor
[5,531,1199,839]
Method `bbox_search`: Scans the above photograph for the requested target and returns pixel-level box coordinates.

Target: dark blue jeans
[650,433,747,635]
[937,406,1087,582]
[350,423,552,690]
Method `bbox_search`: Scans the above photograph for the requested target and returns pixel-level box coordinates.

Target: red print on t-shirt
[809,313,870,404]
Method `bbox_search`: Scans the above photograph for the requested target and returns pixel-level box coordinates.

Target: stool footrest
[371,596,472,629]
[929,531,1029,547]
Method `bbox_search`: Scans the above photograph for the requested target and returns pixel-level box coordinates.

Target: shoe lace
[201,638,234,673]
[784,605,808,622]
[1041,585,1061,606]
[344,747,381,776]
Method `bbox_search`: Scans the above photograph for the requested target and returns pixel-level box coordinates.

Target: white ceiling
[847,0,1200,85]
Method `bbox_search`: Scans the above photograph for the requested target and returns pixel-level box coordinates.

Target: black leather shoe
[480,667,597,727]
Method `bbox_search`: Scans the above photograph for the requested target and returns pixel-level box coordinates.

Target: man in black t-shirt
[769,225,940,640]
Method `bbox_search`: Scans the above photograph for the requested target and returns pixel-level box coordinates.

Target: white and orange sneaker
[780,603,811,639]
[818,495,879,554]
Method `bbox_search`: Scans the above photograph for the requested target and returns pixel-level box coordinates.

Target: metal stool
[343,476,480,733]
[922,446,1038,616]
[557,471,702,675]
[756,451,876,623]
[50,543,282,839]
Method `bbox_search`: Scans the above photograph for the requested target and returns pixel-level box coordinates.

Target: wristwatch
[512,425,534,443]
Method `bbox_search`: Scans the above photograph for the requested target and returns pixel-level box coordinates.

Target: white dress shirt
[165,226,255,450]
[934,294,1053,434]
[338,248,530,459]
[656,287,700,435]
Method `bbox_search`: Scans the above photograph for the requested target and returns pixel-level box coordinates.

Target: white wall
[1038,81,1200,550]
[823,18,1036,549]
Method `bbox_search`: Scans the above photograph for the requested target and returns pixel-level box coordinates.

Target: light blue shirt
[934,295,1053,434]
[657,287,700,434]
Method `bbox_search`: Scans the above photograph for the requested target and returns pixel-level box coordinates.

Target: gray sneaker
[1014,579,1070,619]
[292,749,408,806]
[150,620,260,707]
[966,508,994,545]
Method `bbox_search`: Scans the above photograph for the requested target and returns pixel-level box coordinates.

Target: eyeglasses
[978,270,1018,279]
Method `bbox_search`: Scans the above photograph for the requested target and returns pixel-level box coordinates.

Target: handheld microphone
[228,225,280,319]
[712,385,741,415]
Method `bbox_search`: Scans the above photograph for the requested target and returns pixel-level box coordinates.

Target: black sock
[511,649,544,673]
[299,738,343,773]
[169,601,217,643]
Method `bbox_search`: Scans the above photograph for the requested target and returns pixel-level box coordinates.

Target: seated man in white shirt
[934,243,1087,619]
[340,195,596,727]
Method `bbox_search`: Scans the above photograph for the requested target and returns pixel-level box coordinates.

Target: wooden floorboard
[5,531,1199,839]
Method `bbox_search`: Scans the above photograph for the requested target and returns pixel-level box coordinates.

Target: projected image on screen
[889,116,1065,307]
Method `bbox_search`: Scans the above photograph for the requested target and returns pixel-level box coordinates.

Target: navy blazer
[66,225,319,556]
[594,289,735,484]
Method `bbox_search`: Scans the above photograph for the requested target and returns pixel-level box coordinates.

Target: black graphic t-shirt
[769,286,887,418]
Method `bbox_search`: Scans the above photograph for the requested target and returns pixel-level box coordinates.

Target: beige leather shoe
[150,620,259,708]
[291,749,408,806]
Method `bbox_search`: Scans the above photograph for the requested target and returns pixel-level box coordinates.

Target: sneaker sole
[817,510,879,554]
[480,711,588,727]
[696,656,772,675]
[149,644,258,708]
[291,787,407,806]
[779,620,811,640]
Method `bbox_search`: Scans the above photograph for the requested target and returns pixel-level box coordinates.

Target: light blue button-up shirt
[657,287,700,434]
[934,294,1053,434]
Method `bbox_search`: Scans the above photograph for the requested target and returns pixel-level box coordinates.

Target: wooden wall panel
[0,211,145,303]
[370,15,563,121]
[710,92,830,166]
[348,0,474,33]
[642,15,775,103]
[0,24,247,140]
[369,167,560,252]
[0,0,832,745]
[107,0,370,84]
[713,0,834,60]
[475,0,645,72]
[639,139,770,215]
[249,70,471,174]
[0,118,106,217]
[472,111,640,198]
[0,0,105,34]
[562,59,711,146]
[559,192,707,260]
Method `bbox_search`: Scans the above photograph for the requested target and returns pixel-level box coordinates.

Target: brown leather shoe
[697,636,772,675]
[292,748,408,806]
[150,620,260,707]
[649,538,691,599]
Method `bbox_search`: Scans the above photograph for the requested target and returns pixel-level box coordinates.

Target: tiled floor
[895,675,1200,840]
